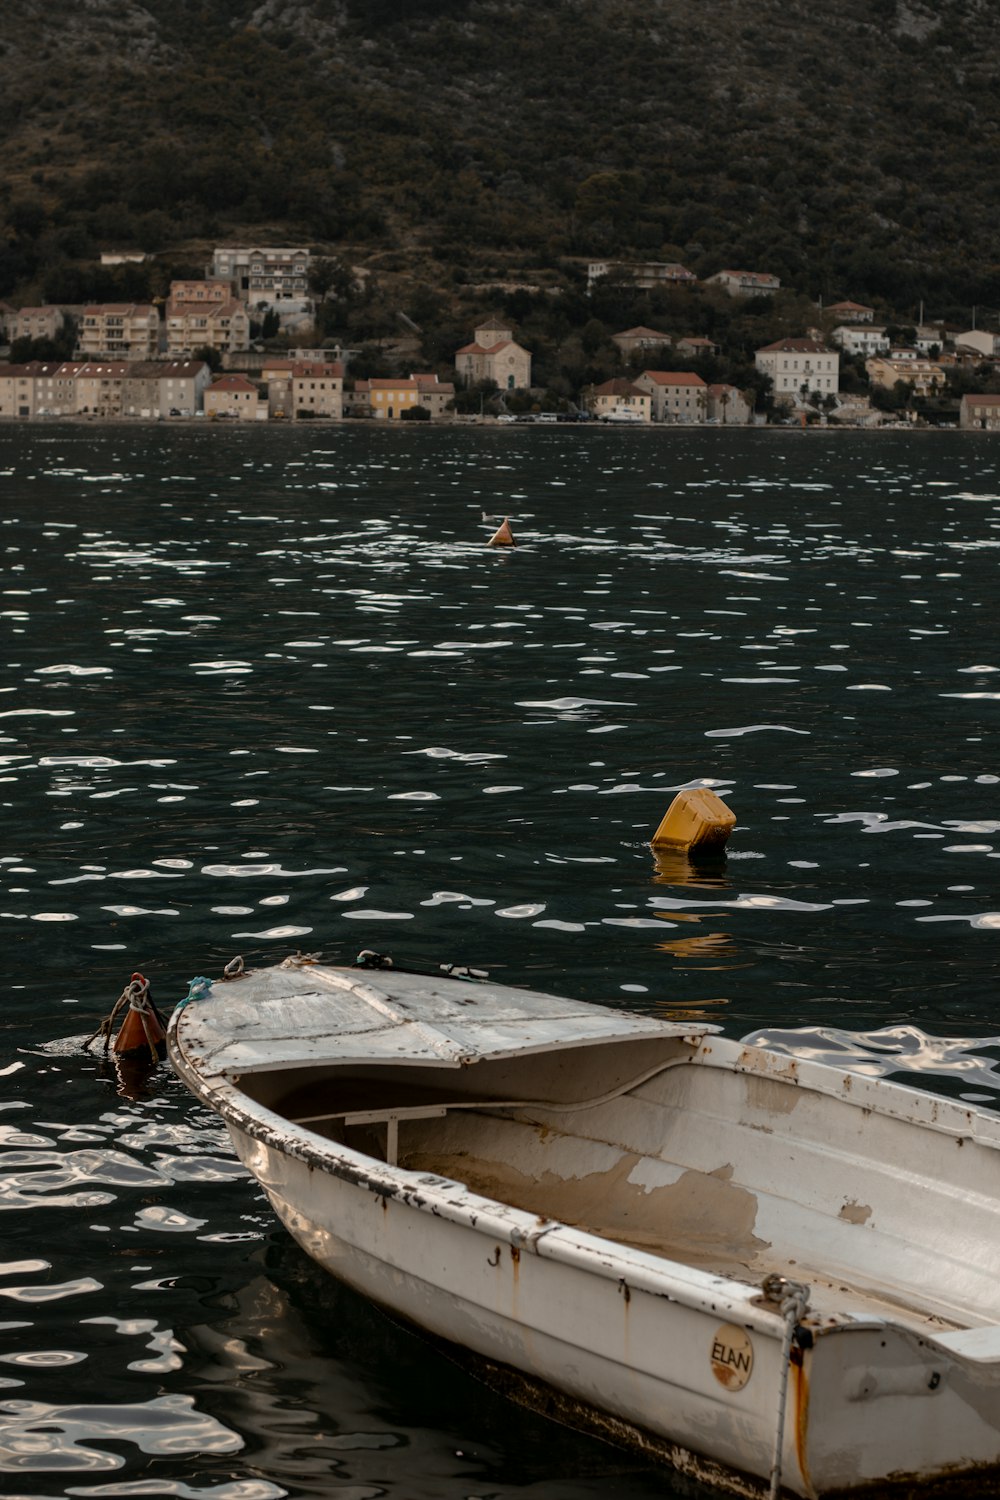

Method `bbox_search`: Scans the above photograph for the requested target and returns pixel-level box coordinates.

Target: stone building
[634,369,707,422]
[455,320,531,391]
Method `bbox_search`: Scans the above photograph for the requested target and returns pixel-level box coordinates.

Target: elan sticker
[710,1324,754,1390]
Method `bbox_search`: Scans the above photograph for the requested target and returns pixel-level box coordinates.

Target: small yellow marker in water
[651,787,736,854]
[488,517,515,546]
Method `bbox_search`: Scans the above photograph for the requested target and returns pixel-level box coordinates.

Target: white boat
[168,957,1000,1498]
[602,407,645,423]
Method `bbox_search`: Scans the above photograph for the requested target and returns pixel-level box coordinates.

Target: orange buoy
[112,971,167,1060]
[488,517,515,547]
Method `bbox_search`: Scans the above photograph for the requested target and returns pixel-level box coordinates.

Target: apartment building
[78,304,160,360]
[0,362,41,416]
[708,269,781,297]
[34,360,85,415]
[122,361,212,417]
[75,362,130,417]
[10,306,65,343]
[865,355,947,398]
[165,281,250,357]
[209,247,311,306]
[587,261,696,290]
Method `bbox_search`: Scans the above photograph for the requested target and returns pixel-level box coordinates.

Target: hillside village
[3,246,1000,430]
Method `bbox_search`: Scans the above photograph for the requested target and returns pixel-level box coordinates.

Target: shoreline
[0,415,983,434]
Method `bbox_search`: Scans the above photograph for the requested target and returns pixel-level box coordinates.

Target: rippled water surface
[3,423,1000,1496]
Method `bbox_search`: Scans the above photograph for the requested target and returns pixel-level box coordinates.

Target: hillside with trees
[2,0,1000,343]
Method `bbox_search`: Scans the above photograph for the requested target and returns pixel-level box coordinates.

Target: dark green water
[2,423,1000,1496]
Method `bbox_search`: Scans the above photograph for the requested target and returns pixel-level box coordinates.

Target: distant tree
[452,378,498,414]
[10,315,77,364]
[347,344,393,380]
[871,378,913,412]
[7,196,47,240]
[194,344,222,372]
[309,256,355,302]
[580,318,609,357]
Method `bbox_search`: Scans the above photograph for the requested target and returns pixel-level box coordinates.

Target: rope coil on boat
[173,976,214,1013]
[761,1274,811,1500]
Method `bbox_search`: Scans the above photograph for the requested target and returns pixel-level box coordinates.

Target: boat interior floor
[254,1062,989,1344]
[394,1141,964,1337]
[263,1075,976,1340]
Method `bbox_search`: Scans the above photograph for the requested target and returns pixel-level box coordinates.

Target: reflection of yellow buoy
[488,517,515,547]
[651,788,736,854]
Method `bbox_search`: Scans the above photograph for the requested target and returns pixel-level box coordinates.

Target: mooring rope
[762,1273,811,1500]
[172,976,214,1014]
[354,949,489,981]
[83,974,161,1061]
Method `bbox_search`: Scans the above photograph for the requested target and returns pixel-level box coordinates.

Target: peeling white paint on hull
[169,961,1000,1497]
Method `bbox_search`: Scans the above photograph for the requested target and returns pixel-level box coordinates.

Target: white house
[755,338,839,403]
[954,330,1000,358]
[210,247,311,306]
[588,261,696,291]
[831,325,890,357]
[708,270,780,298]
[826,301,874,324]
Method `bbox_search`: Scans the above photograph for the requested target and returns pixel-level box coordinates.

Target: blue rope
[174,976,214,1013]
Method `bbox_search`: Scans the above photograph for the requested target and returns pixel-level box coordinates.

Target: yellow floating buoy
[650,787,736,854]
[488,517,515,547]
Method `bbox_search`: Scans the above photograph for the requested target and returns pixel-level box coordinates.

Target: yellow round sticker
[710,1324,754,1390]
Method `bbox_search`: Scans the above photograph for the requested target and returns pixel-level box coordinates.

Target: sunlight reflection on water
[4,424,1000,1496]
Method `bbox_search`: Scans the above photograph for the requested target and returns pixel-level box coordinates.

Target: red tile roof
[758,339,830,354]
[594,378,646,396]
[209,375,258,392]
[615,326,671,340]
[639,369,706,387]
[292,361,344,378]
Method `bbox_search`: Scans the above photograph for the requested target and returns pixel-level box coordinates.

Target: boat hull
[168,964,1000,1497]
[232,1118,793,1496]
[227,1116,1000,1498]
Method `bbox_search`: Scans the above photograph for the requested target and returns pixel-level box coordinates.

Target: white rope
[763,1273,810,1500]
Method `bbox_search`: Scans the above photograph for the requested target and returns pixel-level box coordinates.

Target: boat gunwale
[168,982,1000,1347]
[168,1015,793,1337]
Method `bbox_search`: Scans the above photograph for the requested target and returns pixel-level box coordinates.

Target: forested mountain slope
[2,0,999,312]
